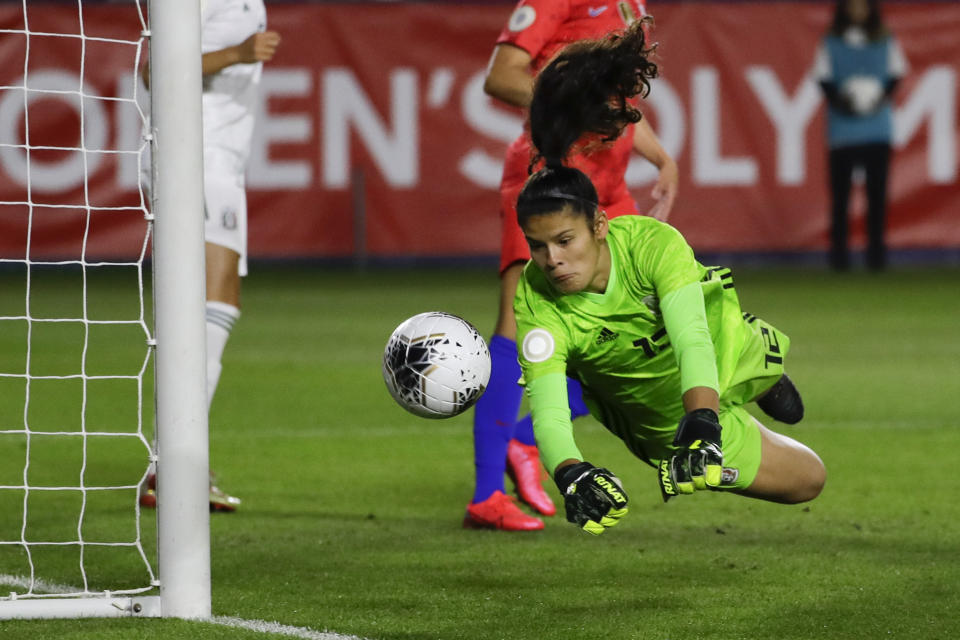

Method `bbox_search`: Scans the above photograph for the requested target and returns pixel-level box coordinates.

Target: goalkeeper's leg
[664,408,824,505]
[755,374,804,425]
[738,420,825,504]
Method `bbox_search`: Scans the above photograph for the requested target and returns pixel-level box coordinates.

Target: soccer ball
[382,312,491,418]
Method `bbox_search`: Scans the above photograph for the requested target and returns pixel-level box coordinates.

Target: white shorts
[203,166,248,277]
[140,145,250,277]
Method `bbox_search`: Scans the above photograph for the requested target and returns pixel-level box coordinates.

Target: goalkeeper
[514,22,826,535]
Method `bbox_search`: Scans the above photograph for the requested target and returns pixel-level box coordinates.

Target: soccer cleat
[139,490,157,508]
[756,374,804,424]
[138,489,157,508]
[463,490,544,531]
[138,473,157,509]
[209,476,241,512]
[137,472,241,512]
[506,439,556,516]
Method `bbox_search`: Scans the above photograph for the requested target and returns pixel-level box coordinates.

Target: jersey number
[632,327,668,358]
[761,327,783,368]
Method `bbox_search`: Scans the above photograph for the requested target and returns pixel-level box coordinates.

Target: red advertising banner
[0,2,958,261]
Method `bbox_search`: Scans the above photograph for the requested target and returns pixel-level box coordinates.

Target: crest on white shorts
[221,207,238,231]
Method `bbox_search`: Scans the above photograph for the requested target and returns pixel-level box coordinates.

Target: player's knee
[787,454,826,504]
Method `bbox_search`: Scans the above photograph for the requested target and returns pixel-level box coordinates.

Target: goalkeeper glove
[554,462,629,536]
[658,408,723,501]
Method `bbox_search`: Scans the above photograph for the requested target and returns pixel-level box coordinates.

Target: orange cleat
[463,490,544,531]
[506,439,556,516]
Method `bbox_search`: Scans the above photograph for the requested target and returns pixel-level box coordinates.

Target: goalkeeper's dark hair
[518,18,658,229]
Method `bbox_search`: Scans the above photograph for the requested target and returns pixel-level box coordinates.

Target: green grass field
[1,265,958,639]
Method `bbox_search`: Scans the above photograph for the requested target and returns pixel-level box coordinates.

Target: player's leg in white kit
[201,162,249,511]
[205,241,242,410]
[140,169,247,512]
[205,300,240,409]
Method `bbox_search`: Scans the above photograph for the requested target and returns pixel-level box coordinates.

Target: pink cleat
[506,439,556,516]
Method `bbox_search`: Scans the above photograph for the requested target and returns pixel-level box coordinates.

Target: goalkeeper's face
[523,206,609,294]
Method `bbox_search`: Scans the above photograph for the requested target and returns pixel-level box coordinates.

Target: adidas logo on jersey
[595,327,619,345]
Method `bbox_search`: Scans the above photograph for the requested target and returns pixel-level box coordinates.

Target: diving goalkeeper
[513,21,826,535]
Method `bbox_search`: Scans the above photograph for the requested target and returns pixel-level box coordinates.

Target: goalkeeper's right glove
[554,462,629,536]
[658,408,723,501]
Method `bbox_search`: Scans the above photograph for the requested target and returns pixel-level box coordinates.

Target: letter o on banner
[0,70,108,193]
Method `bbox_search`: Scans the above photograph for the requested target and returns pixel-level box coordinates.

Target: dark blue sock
[566,377,590,419]
[512,414,537,446]
[513,376,590,446]
[471,335,523,503]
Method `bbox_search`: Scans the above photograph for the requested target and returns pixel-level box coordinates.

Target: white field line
[0,574,78,595]
[210,616,371,640]
[0,574,371,640]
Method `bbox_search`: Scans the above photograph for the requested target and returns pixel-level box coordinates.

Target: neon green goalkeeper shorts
[693,304,789,491]
[710,314,791,491]
[713,405,763,490]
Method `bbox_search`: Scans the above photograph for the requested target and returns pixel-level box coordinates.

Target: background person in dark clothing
[813,0,907,270]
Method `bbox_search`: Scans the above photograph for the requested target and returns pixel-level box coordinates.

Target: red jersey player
[465,0,679,531]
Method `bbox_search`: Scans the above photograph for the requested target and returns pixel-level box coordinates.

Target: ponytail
[528,18,658,168]
[518,19,658,226]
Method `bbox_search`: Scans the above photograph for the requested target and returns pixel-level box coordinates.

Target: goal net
[0,0,209,620]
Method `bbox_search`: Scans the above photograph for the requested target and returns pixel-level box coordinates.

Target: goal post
[0,0,209,621]
[149,0,211,621]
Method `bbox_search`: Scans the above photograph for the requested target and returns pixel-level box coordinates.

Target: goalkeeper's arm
[658,282,723,500]
[525,374,629,535]
[524,373,584,476]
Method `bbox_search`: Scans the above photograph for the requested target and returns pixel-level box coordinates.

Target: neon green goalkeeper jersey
[515,215,759,473]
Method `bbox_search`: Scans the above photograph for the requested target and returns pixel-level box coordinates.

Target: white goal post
[0,0,210,620]
[149,0,212,620]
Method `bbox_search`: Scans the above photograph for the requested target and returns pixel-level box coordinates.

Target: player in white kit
[140,0,281,511]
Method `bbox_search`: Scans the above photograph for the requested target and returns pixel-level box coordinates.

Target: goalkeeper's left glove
[658,408,723,502]
[554,462,629,536]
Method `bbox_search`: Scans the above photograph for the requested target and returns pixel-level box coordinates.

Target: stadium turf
[0,265,958,639]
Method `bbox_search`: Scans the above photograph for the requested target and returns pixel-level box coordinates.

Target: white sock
[206,301,240,410]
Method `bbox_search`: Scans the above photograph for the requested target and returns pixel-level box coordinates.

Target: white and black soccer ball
[382,312,491,419]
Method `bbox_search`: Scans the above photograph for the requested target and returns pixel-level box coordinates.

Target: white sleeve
[888,38,909,79]
[812,43,832,82]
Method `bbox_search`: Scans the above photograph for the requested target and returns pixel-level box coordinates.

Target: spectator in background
[466,0,678,532]
[813,0,908,271]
